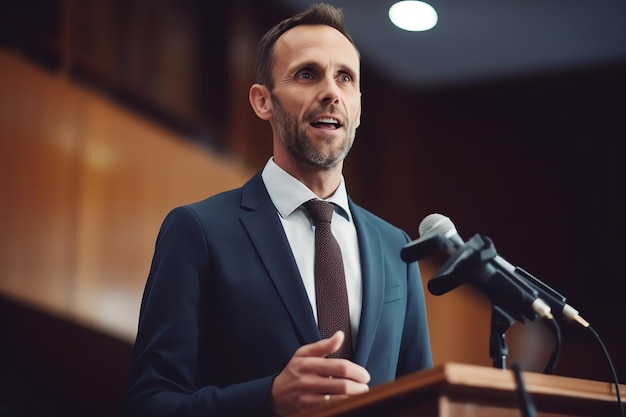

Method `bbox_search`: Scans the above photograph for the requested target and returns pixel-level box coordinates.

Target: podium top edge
[291,362,624,417]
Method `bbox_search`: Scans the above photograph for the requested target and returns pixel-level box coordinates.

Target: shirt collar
[261,158,352,221]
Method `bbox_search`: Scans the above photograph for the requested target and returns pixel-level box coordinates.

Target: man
[121,3,432,416]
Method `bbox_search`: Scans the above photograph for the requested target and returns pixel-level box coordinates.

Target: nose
[318,75,341,105]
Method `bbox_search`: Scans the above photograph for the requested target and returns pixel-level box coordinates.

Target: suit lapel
[350,203,385,366]
[238,174,386,359]
[239,173,320,345]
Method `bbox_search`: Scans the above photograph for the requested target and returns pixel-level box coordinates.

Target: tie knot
[304,200,335,225]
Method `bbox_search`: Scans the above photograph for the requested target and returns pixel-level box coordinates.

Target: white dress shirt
[261,158,362,342]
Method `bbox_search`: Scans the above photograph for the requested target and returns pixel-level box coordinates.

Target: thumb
[295,331,345,358]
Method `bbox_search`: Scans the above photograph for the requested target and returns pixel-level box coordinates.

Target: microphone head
[419,213,457,239]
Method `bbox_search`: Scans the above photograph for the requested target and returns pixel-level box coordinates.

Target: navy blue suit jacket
[121,171,432,416]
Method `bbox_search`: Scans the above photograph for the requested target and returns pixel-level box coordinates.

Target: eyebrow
[290,60,359,78]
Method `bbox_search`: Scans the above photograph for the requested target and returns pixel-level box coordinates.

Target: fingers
[271,332,371,416]
[295,331,370,384]
[317,358,371,385]
[323,373,370,396]
[292,331,370,384]
[294,330,345,359]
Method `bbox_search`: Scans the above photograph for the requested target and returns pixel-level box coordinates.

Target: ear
[249,84,273,120]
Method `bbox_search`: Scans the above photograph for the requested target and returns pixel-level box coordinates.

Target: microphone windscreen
[419,213,455,238]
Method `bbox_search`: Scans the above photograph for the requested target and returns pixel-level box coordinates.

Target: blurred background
[0,0,624,415]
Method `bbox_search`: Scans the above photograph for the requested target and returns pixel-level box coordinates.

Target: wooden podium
[293,363,624,417]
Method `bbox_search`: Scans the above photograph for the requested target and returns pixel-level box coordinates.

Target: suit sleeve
[120,206,276,417]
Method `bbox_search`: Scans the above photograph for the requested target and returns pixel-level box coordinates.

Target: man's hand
[271,331,371,416]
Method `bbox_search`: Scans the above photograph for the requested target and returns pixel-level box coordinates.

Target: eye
[338,73,352,83]
[297,70,315,81]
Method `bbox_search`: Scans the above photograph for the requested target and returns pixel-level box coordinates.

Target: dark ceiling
[276,0,626,88]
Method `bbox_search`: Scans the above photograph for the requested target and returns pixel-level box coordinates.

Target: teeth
[316,117,338,124]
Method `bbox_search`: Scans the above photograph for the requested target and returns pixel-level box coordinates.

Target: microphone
[403,213,553,322]
[415,213,589,328]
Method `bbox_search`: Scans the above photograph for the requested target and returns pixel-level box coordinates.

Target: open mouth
[310,117,342,129]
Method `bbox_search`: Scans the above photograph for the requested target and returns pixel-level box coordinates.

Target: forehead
[273,24,360,73]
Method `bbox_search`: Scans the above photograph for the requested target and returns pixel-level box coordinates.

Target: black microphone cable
[587,325,624,417]
[541,315,561,375]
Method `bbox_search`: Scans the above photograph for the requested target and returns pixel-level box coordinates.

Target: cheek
[348,91,361,117]
[281,98,306,118]
[351,103,362,128]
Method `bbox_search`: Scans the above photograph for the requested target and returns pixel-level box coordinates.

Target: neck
[274,156,343,199]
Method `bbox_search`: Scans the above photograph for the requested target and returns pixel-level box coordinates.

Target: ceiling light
[389,1,438,32]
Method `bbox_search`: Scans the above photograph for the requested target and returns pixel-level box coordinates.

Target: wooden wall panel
[0,52,79,315]
[0,50,254,341]
[71,85,254,340]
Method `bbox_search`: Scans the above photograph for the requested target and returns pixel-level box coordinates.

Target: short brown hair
[255,3,358,90]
